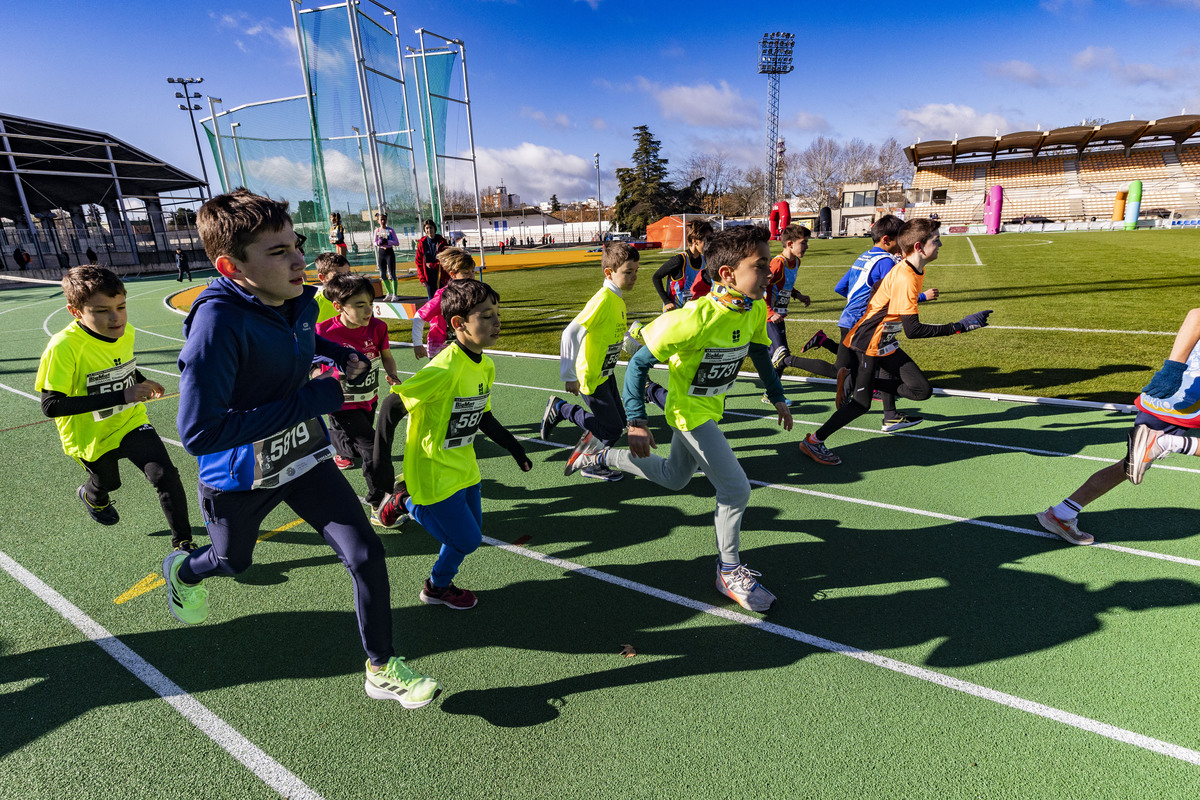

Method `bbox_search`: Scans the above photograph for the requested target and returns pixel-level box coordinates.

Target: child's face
[787,237,809,258]
[69,292,127,338]
[453,298,500,352]
[220,224,307,306]
[319,262,351,284]
[913,234,942,264]
[720,241,772,300]
[424,223,436,236]
[607,260,639,291]
[336,290,375,328]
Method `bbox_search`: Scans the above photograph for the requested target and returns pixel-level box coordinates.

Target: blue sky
[3,0,1199,205]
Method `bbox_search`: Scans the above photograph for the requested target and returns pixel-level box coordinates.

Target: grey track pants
[608,419,751,565]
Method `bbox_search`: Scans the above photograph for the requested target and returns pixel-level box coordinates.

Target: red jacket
[415,234,448,283]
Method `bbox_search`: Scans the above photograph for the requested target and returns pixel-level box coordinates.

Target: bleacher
[909,164,977,193]
[1079,150,1169,183]
[984,158,1065,189]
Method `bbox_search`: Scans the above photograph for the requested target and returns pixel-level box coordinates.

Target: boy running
[566,225,793,612]
[541,242,640,482]
[36,266,195,552]
[167,189,439,709]
[316,273,401,506]
[373,280,532,608]
[652,219,713,311]
[412,248,477,360]
[1036,307,1200,545]
[798,218,990,466]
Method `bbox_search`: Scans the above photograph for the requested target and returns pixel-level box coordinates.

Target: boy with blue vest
[567,225,793,612]
[36,266,195,552]
[832,215,939,431]
[1037,307,1200,545]
[651,219,713,311]
[373,280,532,608]
[165,189,439,709]
[541,242,640,481]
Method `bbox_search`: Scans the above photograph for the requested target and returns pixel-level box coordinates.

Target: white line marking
[965,237,983,265]
[0,380,38,400]
[133,326,185,343]
[0,551,324,800]
[484,537,1200,766]
[138,366,180,378]
[989,325,1175,335]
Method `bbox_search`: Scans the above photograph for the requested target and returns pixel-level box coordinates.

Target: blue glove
[1141,359,1186,398]
[953,309,993,333]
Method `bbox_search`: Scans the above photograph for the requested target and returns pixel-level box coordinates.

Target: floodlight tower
[757,32,794,206]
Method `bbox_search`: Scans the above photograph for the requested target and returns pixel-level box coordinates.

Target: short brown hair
[324,273,375,306]
[439,247,475,275]
[601,241,639,272]
[685,219,714,245]
[441,279,499,325]
[314,251,350,280]
[897,218,941,256]
[703,225,770,283]
[63,266,125,308]
[197,188,293,264]
[781,224,810,242]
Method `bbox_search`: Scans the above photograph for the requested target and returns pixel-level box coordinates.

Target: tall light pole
[594,153,602,241]
[167,77,211,199]
[757,33,794,207]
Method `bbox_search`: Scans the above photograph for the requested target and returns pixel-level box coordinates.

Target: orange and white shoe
[1035,508,1094,546]
[1126,424,1166,485]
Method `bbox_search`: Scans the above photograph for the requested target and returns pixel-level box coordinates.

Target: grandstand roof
[906,115,1200,166]
[0,113,204,220]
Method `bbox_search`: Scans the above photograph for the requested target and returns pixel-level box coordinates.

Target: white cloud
[1072,45,1180,85]
[212,11,295,51]
[590,117,608,131]
[897,103,1012,141]
[469,143,597,201]
[781,111,830,132]
[1072,45,1117,70]
[520,107,573,130]
[985,59,1055,87]
[637,77,757,128]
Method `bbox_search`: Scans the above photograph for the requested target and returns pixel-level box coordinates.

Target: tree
[874,137,913,187]
[724,167,769,216]
[549,194,560,212]
[791,136,843,212]
[613,125,675,236]
[172,208,197,228]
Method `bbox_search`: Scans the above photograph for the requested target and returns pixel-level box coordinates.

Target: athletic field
[3,230,1200,799]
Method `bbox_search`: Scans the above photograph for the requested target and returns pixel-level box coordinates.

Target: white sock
[1158,434,1198,456]
[1052,498,1082,521]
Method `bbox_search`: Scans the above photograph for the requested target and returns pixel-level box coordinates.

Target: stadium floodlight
[167,76,211,199]
[595,153,602,241]
[758,32,794,206]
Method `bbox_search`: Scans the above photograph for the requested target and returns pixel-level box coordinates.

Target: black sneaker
[540,396,564,440]
[173,539,199,553]
[580,465,623,481]
[78,485,119,525]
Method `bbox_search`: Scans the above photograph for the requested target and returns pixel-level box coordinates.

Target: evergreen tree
[549,194,560,212]
[613,125,674,236]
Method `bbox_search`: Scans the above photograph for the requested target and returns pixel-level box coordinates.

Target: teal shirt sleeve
[748,342,786,405]
[622,345,661,421]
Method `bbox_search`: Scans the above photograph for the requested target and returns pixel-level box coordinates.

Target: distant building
[481,183,521,213]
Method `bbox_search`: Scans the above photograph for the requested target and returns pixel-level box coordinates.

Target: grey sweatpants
[608,419,751,565]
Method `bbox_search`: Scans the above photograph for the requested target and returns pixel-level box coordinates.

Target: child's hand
[343,354,368,382]
[145,380,165,399]
[768,312,783,324]
[628,424,656,458]
[925,287,940,300]
[796,293,811,307]
[124,382,159,403]
[662,303,676,313]
[413,345,428,359]
[385,374,401,386]
[775,402,793,431]
[516,455,533,472]
[565,380,580,395]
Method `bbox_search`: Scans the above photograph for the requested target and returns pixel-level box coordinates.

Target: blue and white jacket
[177,278,359,490]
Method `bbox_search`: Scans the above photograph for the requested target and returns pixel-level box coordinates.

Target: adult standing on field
[374,212,400,302]
[415,219,449,300]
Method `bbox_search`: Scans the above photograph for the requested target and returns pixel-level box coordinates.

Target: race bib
[878,321,902,356]
[688,346,749,397]
[86,358,138,421]
[341,359,381,403]
[443,393,488,449]
[252,418,333,489]
[772,293,792,316]
[599,343,621,378]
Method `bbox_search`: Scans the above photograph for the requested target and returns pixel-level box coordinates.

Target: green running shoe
[163,549,209,625]
[364,657,441,709]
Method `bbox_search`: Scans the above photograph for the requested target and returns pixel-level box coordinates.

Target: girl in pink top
[411,248,477,359]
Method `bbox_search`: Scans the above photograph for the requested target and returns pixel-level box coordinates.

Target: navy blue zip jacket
[177,277,360,490]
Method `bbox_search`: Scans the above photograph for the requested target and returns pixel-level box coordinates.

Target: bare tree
[841,138,877,184]
[677,151,738,198]
[724,167,769,216]
[792,136,843,212]
[874,137,913,186]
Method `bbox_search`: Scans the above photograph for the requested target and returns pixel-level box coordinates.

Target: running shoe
[364,657,441,709]
[580,464,623,481]
[333,455,355,471]
[419,578,478,610]
[565,432,606,476]
[716,563,776,612]
[801,330,829,353]
[163,549,209,625]
[798,434,841,466]
[1035,508,1095,546]
[881,415,924,433]
[541,396,564,440]
[835,367,852,408]
[173,539,198,553]
[77,485,119,525]
[372,487,410,529]
[1126,423,1166,485]
[770,347,789,371]
[762,393,791,407]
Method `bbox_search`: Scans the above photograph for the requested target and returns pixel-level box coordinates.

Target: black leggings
[833,326,897,417]
[80,424,192,547]
[369,392,408,505]
[815,348,930,440]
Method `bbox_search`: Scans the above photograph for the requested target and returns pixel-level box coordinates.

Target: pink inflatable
[984,185,1003,235]
[769,201,791,239]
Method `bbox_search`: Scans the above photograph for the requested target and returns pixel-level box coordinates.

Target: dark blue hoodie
[177,277,357,491]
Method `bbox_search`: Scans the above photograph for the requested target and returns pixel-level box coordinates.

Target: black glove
[953,309,993,333]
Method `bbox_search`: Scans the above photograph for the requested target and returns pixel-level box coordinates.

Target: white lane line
[0,380,38,400]
[133,326,185,343]
[989,325,1175,335]
[965,237,983,265]
[138,366,180,378]
[485,537,1200,767]
[0,551,324,800]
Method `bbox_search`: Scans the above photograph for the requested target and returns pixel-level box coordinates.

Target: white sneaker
[716,563,776,612]
[1035,508,1094,546]
[1125,424,1167,485]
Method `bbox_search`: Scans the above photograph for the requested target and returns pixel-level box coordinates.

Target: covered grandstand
[0,113,206,272]
[903,116,1200,228]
